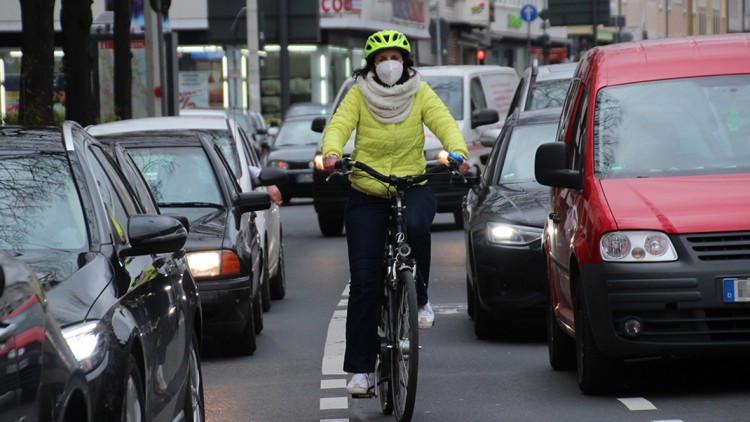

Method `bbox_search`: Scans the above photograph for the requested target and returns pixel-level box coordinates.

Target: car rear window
[274,119,322,148]
[594,74,750,178]
[528,79,571,111]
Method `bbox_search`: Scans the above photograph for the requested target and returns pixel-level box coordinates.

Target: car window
[274,119,321,147]
[88,146,139,245]
[238,129,262,167]
[469,76,487,114]
[197,129,242,178]
[595,74,750,178]
[421,76,463,120]
[0,152,88,251]
[128,146,224,206]
[120,151,159,214]
[507,76,526,116]
[498,122,558,184]
[527,79,572,111]
[483,119,513,183]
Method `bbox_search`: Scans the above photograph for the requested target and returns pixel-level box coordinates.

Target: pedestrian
[321,29,469,394]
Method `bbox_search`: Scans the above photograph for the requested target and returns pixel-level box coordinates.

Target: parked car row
[0,109,291,419]
[463,33,750,397]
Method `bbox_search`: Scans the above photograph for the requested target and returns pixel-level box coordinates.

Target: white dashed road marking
[320,286,350,421]
[618,397,657,411]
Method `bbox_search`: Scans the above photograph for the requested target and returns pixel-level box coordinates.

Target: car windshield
[499,122,558,184]
[128,146,224,207]
[421,76,463,120]
[527,79,571,111]
[286,103,330,119]
[273,119,321,147]
[595,74,750,178]
[0,153,88,251]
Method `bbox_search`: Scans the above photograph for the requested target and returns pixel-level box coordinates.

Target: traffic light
[476,49,486,65]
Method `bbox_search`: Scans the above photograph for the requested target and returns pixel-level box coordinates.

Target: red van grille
[684,232,750,261]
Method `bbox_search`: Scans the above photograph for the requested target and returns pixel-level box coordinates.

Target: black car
[0,123,204,421]
[0,254,91,421]
[265,115,321,202]
[462,108,561,338]
[90,128,284,355]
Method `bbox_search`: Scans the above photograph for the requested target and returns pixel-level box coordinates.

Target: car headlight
[600,231,678,262]
[186,250,241,278]
[486,223,542,246]
[62,320,108,372]
[268,160,288,170]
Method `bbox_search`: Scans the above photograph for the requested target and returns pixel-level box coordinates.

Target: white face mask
[375,60,404,87]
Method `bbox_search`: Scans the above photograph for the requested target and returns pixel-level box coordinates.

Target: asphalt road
[200,201,750,422]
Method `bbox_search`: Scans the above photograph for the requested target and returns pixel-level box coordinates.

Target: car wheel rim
[188,346,203,422]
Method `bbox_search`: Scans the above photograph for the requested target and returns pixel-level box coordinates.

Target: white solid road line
[320,286,351,421]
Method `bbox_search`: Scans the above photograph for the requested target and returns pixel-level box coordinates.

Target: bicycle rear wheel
[391,268,419,422]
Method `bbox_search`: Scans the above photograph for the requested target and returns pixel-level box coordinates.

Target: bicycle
[330,153,464,422]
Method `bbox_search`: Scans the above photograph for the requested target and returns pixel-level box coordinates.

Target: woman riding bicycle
[321,29,469,395]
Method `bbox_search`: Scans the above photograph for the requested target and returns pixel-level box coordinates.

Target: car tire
[253,291,264,334]
[453,210,464,229]
[231,300,257,356]
[575,280,624,394]
[473,279,495,339]
[269,243,286,300]
[261,253,272,312]
[466,276,475,319]
[318,212,344,237]
[547,293,576,370]
[183,331,205,422]
[121,354,145,422]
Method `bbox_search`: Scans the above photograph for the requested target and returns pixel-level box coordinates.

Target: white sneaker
[418,302,435,329]
[346,373,374,394]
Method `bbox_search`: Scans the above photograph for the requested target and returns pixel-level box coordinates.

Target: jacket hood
[476,183,549,227]
[600,174,750,233]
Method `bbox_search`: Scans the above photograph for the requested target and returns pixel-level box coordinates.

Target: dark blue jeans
[343,185,437,374]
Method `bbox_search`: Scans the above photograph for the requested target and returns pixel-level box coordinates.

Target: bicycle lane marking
[320,285,350,421]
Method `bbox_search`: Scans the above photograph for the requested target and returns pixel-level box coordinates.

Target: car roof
[514,107,563,126]
[0,127,64,152]
[581,33,750,88]
[416,65,517,77]
[529,62,578,82]
[87,116,230,137]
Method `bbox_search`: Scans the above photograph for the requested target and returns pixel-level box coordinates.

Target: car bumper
[473,239,547,315]
[279,169,314,198]
[197,276,252,337]
[580,241,750,358]
[426,172,470,214]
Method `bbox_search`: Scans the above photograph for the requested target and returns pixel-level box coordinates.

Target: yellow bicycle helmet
[364,30,411,58]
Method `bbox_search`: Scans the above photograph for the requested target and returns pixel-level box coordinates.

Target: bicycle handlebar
[331,154,465,189]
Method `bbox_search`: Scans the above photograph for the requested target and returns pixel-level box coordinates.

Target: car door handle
[548,212,561,224]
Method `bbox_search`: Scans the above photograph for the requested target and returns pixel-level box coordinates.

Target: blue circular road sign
[521,4,538,22]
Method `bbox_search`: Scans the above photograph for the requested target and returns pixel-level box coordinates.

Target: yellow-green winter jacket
[321,82,468,198]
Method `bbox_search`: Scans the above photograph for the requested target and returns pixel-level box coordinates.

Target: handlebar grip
[448,151,464,164]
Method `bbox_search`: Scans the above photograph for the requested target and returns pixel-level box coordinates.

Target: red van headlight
[600,231,678,262]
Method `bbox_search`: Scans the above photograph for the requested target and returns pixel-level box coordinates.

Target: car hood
[268,146,316,162]
[16,250,113,326]
[178,208,228,251]
[475,183,549,227]
[599,174,750,233]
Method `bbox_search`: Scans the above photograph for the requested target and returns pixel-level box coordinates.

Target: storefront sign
[508,14,522,29]
[393,0,427,24]
[98,40,149,119]
[458,1,489,25]
[178,72,210,109]
[320,0,362,15]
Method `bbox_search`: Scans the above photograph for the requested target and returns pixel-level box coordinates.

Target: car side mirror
[471,108,499,129]
[235,191,271,214]
[258,167,289,186]
[480,153,489,166]
[121,214,188,257]
[464,166,481,189]
[163,214,190,233]
[311,116,327,133]
[256,128,268,135]
[535,142,582,189]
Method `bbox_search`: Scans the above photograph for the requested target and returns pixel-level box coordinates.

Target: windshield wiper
[159,201,224,208]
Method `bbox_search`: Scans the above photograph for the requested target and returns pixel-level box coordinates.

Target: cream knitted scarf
[357,71,421,124]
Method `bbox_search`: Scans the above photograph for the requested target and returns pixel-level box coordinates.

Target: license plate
[296,173,313,183]
[723,278,750,302]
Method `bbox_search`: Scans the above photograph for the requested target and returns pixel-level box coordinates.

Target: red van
[535,34,750,394]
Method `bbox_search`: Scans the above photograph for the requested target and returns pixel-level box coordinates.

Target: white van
[311,65,520,235]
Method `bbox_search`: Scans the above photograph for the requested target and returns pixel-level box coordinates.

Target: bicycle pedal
[351,392,376,399]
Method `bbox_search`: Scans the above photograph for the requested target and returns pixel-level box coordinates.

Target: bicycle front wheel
[391,268,419,422]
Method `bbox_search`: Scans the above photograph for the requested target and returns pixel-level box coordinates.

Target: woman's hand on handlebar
[323,154,340,172]
[457,160,470,175]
